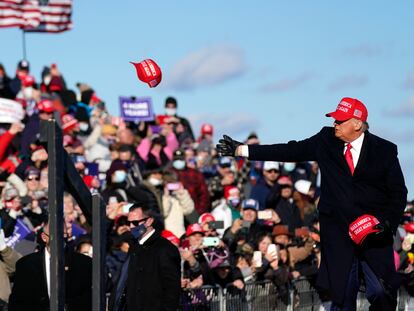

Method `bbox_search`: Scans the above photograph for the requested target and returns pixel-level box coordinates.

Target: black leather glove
[216,135,243,157]
[363,221,394,247]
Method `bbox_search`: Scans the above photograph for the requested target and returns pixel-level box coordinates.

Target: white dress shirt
[139,228,155,245]
[44,248,51,298]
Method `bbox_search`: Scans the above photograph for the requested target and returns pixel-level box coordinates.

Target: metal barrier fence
[180,278,413,311]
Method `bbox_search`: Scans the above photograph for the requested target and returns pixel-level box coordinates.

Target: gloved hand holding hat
[348,214,392,246]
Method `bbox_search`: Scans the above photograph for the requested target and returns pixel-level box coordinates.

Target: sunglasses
[265,169,279,174]
[127,217,149,226]
[27,176,40,181]
[334,119,350,125]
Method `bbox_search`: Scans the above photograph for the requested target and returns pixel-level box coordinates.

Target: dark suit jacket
[248,127,407,304]
[8,249,92,311]
[124,230,181,311]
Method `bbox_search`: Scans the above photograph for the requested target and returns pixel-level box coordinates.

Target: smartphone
[242,220,251,229]
[167,183,180,192]
[258,210,273,220]
[109,196,118,204]
[208,221,224,230]
[253,251,262,267]
[295,227,310,237]
[267,244,279,259]
[202,237,220,247]
[122,203,134,214]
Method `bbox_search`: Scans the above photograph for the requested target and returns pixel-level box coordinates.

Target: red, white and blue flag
[0,0,72,33]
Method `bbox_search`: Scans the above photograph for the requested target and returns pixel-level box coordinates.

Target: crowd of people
[0,59,414,309]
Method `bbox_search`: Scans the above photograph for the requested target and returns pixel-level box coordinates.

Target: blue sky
[1,1,414,198]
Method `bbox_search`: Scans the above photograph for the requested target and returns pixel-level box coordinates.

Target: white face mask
[43,75,51,85]
[148,177,162,186]
[23,87,33,99]
[165,108,176,116]
[172,160,186,170]
[79,122,89,132]
[284,163,296,172]
[113,170,127,183]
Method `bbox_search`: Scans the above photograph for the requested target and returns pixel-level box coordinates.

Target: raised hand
[216,135,243,157]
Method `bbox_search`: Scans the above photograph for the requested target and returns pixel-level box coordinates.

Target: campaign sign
[119,96,154,122]
[5,219,31,249]
[0,98,24,123]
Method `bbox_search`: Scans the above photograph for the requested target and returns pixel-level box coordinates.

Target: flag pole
[22,30,27,60]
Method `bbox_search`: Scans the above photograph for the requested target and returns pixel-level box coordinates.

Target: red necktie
[344,143,354,175]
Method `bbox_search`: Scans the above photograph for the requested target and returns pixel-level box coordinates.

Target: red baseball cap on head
[348,214,380,245]
[224,186,239,200]
[37,99,55,113]
[161,230,180,246]
[22,75,35,87]
[186,223,204,237]
[201,124,213,135]
[198,213,215,224]
[326,97,368,122]
[130,59,162,88]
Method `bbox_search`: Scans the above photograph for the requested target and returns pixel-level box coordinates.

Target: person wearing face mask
[170,149,210,219]
[109,203,180,311]
[164,96,194,141]
[102,161,155,210]
[223,199,273,253]
[211,186,241,237]
[8,220,93,311]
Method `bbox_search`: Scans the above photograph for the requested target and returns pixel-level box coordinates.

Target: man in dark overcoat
[110,203,181,311]
[8,222,92,311]
[217,97,407,311]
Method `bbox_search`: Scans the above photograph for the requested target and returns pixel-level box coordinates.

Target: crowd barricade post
[39,119,96,310]
[45,119,65,311]
[92,194,106,311]
[291,277,322,311]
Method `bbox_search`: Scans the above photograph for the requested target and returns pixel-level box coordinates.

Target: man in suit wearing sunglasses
[110,203,181,311]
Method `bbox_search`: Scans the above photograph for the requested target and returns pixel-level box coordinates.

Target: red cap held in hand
[348,214,380,245]
[130,59,162,88]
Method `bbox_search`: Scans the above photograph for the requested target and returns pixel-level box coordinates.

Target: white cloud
[402,72,414,89]
[385,95,414,117]
[260,73,314,92]
[164,45,246,90]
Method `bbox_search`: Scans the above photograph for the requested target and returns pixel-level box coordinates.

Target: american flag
[0,0,72,33]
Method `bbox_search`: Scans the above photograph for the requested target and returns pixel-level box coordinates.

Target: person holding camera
[217,97,407,310]
[161,173,194,238]
[223,199,277,253]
